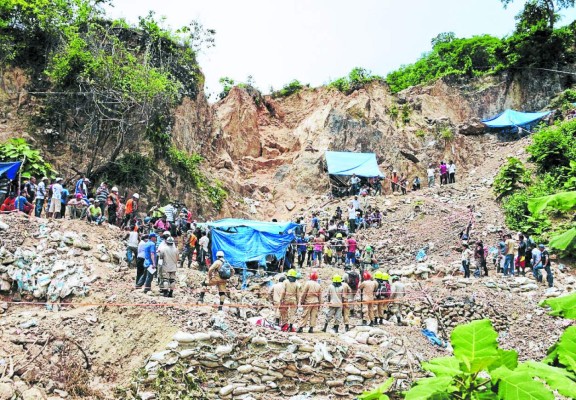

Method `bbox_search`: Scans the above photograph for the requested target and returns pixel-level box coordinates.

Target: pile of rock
[0,217,122,304]
[136,323,422,399]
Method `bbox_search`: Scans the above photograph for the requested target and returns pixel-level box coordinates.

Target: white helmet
[216,250,224,258]
[111,187,118,192]
[132,193,140,199]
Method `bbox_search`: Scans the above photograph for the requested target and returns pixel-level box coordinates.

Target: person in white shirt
[35,177,48,217]
[349,174,360,195]
[448,160,456,184]
[427,164,435,187]
[198,232,210,270]
[49,178,63,219]
[347,203,356,233]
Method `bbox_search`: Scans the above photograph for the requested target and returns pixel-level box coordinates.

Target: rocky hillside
[205,68,574,218]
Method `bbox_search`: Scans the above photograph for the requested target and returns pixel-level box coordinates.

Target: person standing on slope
[199,250,234,311]
[297,271,322,333]
[323,275,344,333]
[269,276,286,325]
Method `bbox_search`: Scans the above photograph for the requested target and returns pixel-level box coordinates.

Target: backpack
[376,281,391,299]
[218,261,232,279]
[347,271,360,290]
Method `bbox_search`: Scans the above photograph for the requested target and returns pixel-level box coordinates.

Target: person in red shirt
[391,170,399,192]
[1,193,16,212]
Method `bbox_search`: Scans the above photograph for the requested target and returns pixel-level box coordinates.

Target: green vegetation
[385,0,576,93]
[415,129,426,138]
[387,105,399,119]
[401,104,411,124]
[493,157,532,198]
[167,147,227,210]
[403,292,576,399]
[97,153,153,188]
[0,138,55,179]
[498,118,576,255]
[126,362,206,399]
[272,79,307,98]
[358,378,394,400]
[328,67,383,95]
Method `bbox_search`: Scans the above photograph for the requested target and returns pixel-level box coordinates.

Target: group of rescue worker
[269,265,406,333]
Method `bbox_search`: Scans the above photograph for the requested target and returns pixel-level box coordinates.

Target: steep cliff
[207,68,574,218]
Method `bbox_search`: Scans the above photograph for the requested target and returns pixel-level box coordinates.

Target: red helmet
[310,271,319,281]
[363,271,372,281]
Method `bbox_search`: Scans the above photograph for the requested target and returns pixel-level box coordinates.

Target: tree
[431,32,455,48]
[501,0,575,29]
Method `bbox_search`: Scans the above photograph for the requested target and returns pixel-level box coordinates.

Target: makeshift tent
[325,151,383,177]
[482,109,550,131]
[0,161,22,180]
[208,219,299,288]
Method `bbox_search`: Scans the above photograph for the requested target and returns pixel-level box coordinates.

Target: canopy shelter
[208,218,299,288]
[325,151,383,177]
[325,151,383,197]
[0,162,22,202]
[482,109,550,133]
[0,162,22,180]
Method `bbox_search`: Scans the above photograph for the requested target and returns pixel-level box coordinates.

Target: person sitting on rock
[412,176,421,191]
[0,192,16,212]
[87,199,104,225]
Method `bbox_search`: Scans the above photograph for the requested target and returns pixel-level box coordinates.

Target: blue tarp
[208,219,299,267]
[325,151,383,177]
[0,162,22,180]
[482,109,550,128]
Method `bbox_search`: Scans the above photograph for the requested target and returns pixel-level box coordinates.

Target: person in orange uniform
[297,271,322,333]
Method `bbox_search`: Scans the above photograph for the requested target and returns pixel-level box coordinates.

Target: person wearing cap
[334,233,345,265]
[268,275,287,326]
[297,271,322,333]
[142,233,158,293]
[158,236,179,297]
[108,187,120,225]
[323,275,344,333]
[95,182,109,217]
[279,269,301,332]
[358,272,378,326]
[48,177,63,219]
[122,193,139,228]
[389,275,405,325]
[135,234,149,288]
[199,250,235,310]
[374,272,391,325]
[34,177,48,217]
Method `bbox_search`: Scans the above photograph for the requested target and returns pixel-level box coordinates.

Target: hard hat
[133,193,140,199]
[382,273,390,281]
[286,269,298,278]
[166,237,175,244]
[111,187,118,192]
[163,231,171,237]
[344,264,352,270]
[336,233,343,238]
[374,271,383,280]
[296,271,302,279]
[365,245,372,252]
[538,244,545,249]
[148,233,158,239]
[332,275,342,283]
[391,275,400,281]
[310,271,319,281]
[216,250,224,258]
[363,271,372,281]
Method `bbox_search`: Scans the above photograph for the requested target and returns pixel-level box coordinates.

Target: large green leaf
[422,357,461,376]
[404,376,453,400]
[541,292,576,319]
[451,320,499,373]
[544,326,576,372]
[497,370,554,400]
[528,191,576,215]
[516,361,576,398]
[359,377,394,400]
[488,349,519,372]
[549,228,576,251]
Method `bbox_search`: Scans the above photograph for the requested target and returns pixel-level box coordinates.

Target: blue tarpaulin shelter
[325,151,383,177]
[0,162,22,180]
[482,109,550,129]
[208,219,299,288]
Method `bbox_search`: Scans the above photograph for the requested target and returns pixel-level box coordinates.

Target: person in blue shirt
[14,194,33,214]
[143,233,158,293]
[296,233,308,267]
[60,183,70,219]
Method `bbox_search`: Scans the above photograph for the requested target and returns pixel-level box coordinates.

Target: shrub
[493,157,531,199]
[415,129,426,138]
[273,79,306,98]
[387,105,399,119]
[401,104,411,124]
[328,67,383,95]
[527,119,576,173]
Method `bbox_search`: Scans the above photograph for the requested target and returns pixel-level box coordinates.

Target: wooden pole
[16,156,26,196]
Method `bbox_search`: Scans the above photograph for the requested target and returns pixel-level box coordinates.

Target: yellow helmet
[332,274,342,283]
[286,269,298,278]
[382,273,390,281]
[374,271,383,280]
